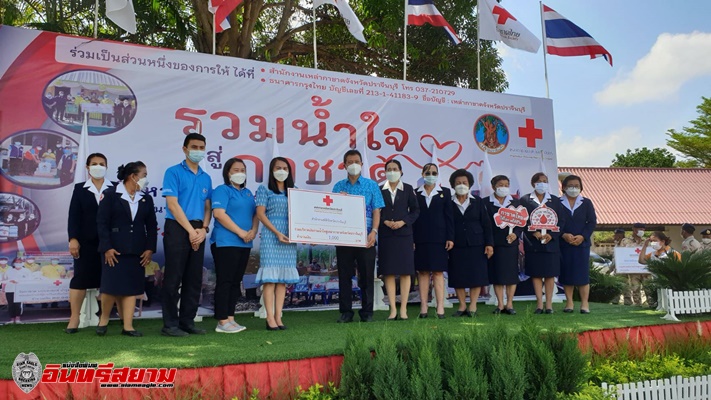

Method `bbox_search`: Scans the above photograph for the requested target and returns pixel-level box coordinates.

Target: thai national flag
[542,4,612,66]
[407,0,462,45]
[208,0,243,33]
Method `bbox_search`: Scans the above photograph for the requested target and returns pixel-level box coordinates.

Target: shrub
[541,328,590,395]
[339,332,374,400]
[489,340,527,400]
[444,338,488,400]
[517,317,558,400]
[295,383,338,400]
[556,382,615,400]
[409,331,443,400]
[588,266,627,303]
[372,333,410,400]
[646,250,711,291]
[590,354,711,385]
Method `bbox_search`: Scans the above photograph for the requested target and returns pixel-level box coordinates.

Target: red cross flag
[478,0,541,53]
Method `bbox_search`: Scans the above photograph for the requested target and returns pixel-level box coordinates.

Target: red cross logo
[492,5,517,24]
[518,119,543,148]
[635,248,641,254]
[53,280,62,286]
[322,195,334,206]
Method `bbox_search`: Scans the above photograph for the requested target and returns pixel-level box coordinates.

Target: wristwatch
[202,226,210,233]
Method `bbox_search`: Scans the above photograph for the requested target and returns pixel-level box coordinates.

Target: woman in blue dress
[255,157,299,331]
[559,174,597,314]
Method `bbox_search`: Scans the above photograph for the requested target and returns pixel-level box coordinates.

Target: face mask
[89,165,107,179]
[534,182,549,194]
[14,264,23,268]
[0,261,7,265]
[51,260,59,265]
[565,187,581,197]
[495,187,510,197]
[273,170,289,182]
[423,175,437,185]
[230,173,247,185]
[187,150,205,163]
[702,238,711,244]
[346,163,361,176]
[135,177,149,190]
[650,241,662,251]
[637,230,645,238]
[455,184,469,196]
[386,171,401,183]
[26,260,34,264]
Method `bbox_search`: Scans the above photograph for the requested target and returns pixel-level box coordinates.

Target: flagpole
[476,2,481,90]
[403,0,408,81]
[93,0,99,38]
[313,6,318,69]
[539,1,550,98]
[212,12,217,55]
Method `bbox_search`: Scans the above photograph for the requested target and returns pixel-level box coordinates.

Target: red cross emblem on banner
[323,195,334,206]
[53,280,62,286]
[518,118,543,148]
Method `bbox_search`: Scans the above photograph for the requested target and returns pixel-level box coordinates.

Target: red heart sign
[528,205,560,232]
[419,134,462,170]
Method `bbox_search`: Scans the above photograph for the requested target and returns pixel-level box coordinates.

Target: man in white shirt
[680,223,701,253]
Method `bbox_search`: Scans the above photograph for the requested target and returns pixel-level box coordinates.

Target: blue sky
[494,0,711,166]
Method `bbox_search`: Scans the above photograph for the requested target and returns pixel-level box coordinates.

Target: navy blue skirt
[100,254,144,296]
[559,246,590,286]
[414,242,449,272]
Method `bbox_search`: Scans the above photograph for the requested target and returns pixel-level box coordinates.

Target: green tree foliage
[667,96,711,168]
[610,147,676,168]
[2,0,507,90]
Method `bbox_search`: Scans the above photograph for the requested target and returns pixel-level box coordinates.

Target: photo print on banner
[0,193,41,242]
[41,69,138,135]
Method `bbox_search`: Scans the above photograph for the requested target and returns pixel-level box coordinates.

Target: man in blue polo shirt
[161,133,213,336]
[332,149,384,323]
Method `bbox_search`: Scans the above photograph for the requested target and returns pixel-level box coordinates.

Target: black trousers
[162,219,205,329]
[211,244,250,320]
[336,246,376,317]
[6,293,21,318]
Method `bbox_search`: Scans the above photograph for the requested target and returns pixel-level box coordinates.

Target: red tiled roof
[557,167,711,226]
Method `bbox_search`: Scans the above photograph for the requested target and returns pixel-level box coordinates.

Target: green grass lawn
[1,302,709,380]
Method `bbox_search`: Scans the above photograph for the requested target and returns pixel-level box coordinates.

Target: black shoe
[418,313,428,319]
[387,316,397,321]
[121,329,143,337]
[464,311,476,317]
[545,309,554,314]
[161,327,189,337]
[360,315,373,323]
[505,308,517,315]
[277,325,287,330]
[437,313,446,319]
[580,309,590,314]
[64,328,78,334]
[563,308,574,313]
[452,310,466,317]
[180,326,206,335]
[96,325,108,336]
[493,308,502,315]
[336,313,353,323]
[534,308,543,314]
[266,322,279,331]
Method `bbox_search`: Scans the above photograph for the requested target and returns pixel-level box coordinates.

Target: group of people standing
[65,133,600,337]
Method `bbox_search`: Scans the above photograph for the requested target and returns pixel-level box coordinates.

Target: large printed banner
[0,26,556,284]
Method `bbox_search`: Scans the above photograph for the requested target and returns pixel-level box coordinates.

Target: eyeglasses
[424,172,438,176]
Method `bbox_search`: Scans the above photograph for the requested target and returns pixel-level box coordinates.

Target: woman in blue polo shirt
[210,158,258,333]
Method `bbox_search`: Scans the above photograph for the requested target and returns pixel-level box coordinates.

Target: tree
[2,0,508,91]
[667,97,711,168]
[610,147,676,168]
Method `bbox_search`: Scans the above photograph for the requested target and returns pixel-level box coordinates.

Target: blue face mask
[63,149,71,155]
[423,175,437,185]
[187,150,205,163]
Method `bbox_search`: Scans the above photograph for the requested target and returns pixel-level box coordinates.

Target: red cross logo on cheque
[53,280,62,286]
[518,118,543,148]
[322,195,334,206]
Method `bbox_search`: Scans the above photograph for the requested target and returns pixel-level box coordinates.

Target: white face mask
[565,187,581,197]
[14,264,23,268]
[273,170,289,182]
[230,172,247,185]
[534,182,549,194]
[702,238,711,244]
[495,187,510,197]
[423,175,437,185]
[89,165,107,179]
[346,163,361,176]
[650,241,662,250]
[455,184,469,196]
[135,177,149,190]
[636,230,645,238]
[385,171,401,183]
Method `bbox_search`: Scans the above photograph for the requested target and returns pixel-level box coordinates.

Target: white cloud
[556,126,644,166]
[595,31,711,106]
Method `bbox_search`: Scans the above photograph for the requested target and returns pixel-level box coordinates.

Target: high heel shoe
[96,325,108,336]
[266,322,279,331]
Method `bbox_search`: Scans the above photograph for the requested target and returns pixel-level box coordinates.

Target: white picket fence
[656,288,711,321]
[602,375,711,399]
